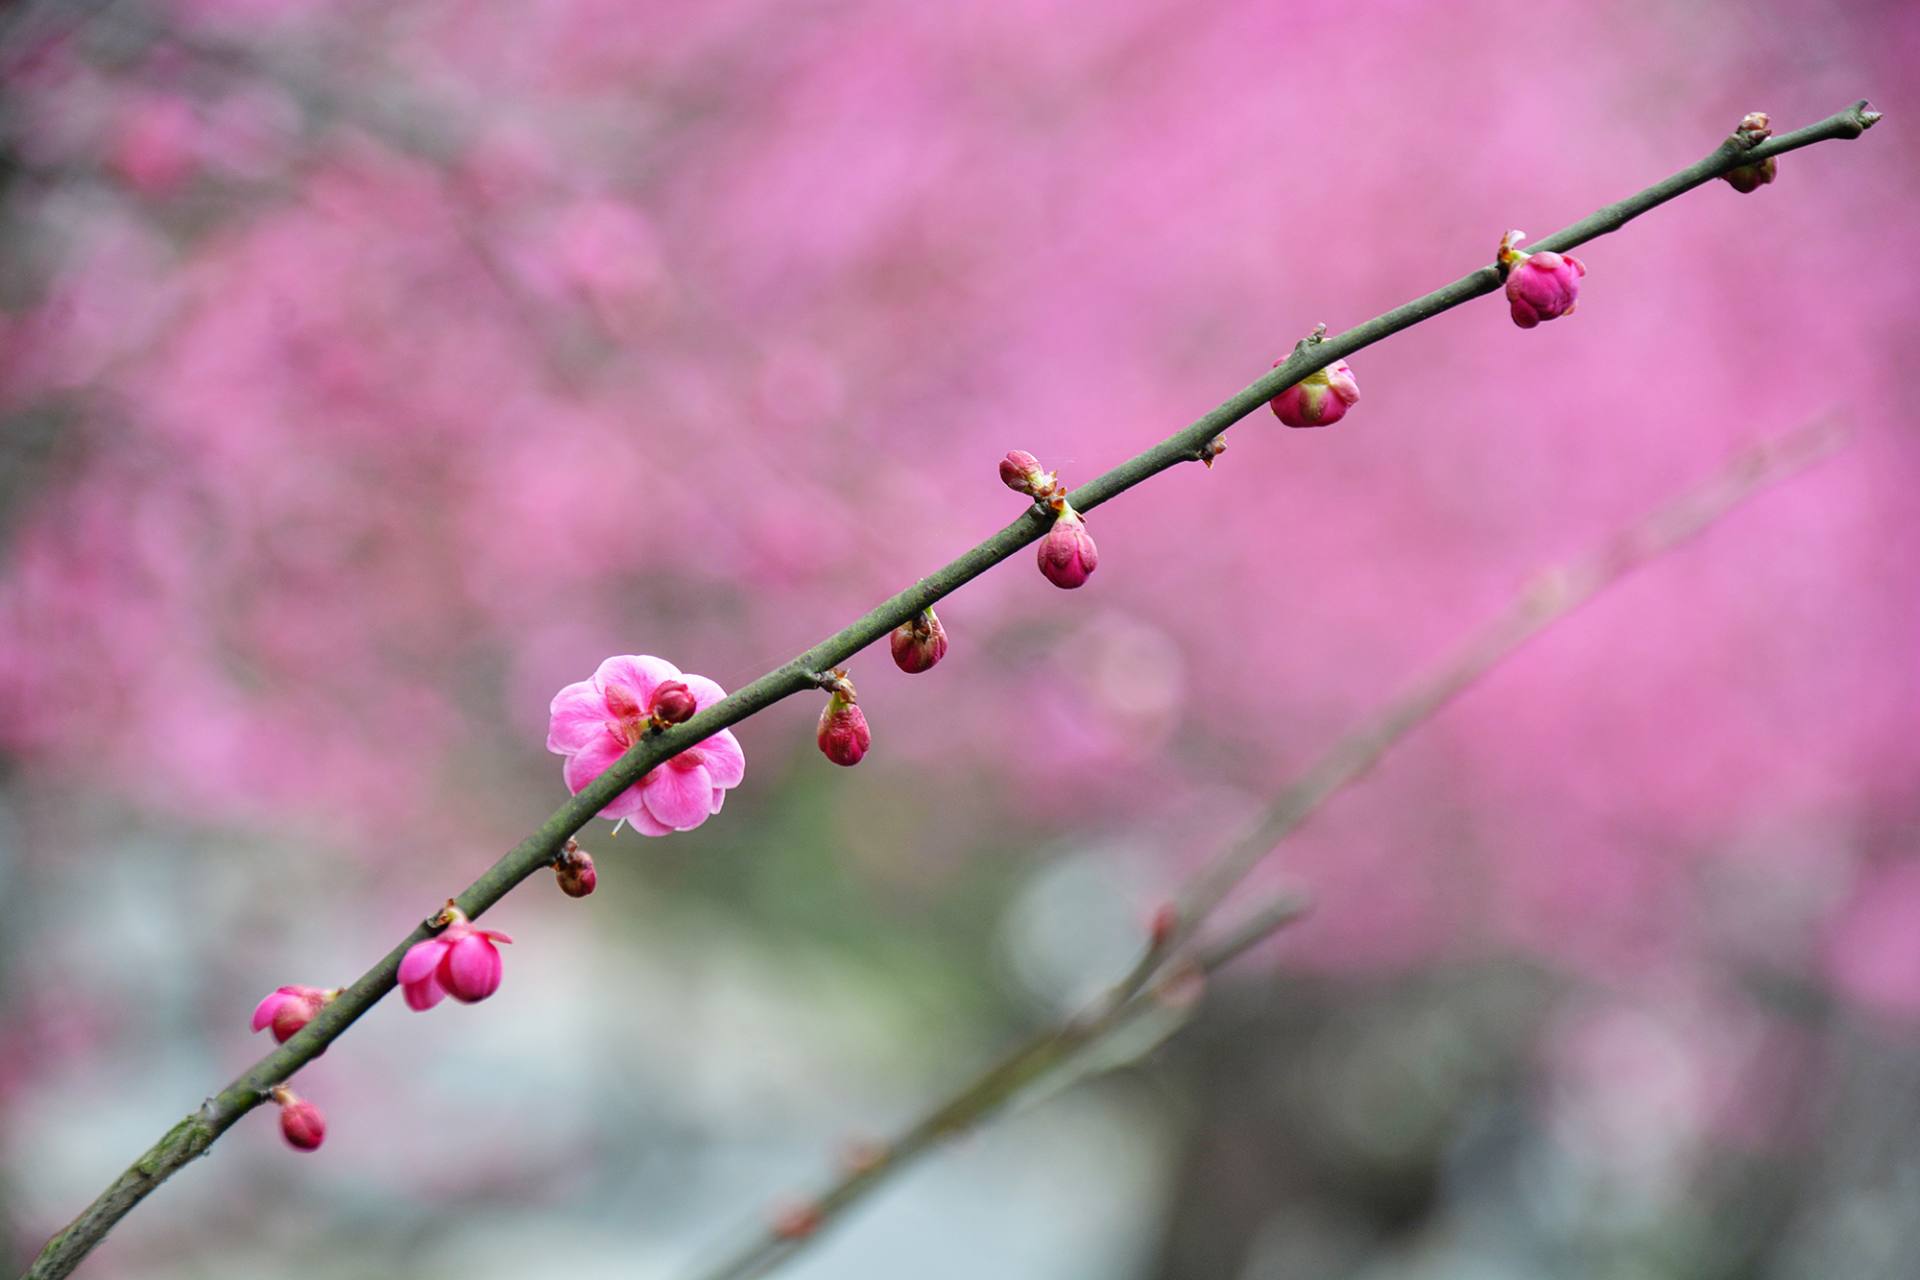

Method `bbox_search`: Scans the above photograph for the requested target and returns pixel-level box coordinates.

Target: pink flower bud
[554,840,597,897]
[1268,358,1360,429]
[399,905,514,1010]
[889,608,948,674]
[250,985,335,1044]
[1500,232,1587,329]
[999,450,1057,497]
[648,680,698,726]
[271,1088,326,1152]
[1036,506,1099,589]
[817,690,871,766]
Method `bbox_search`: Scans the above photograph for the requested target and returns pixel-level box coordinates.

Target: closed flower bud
[1499,231,1586,329]
[1268,358,1360,429]
[554,840,597,897]
[817,689,871,766]
[890,608,948,674]
[1723,112,1776,193]
[1036,505,1099,589]
[999,450,1057,497]
[648,680,698,726]
[271,1087,326,1152]
[250,985,336,1044]
[1723,155,1776,193]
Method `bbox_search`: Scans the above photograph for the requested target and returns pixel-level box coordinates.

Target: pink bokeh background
[1,0,1917,1275]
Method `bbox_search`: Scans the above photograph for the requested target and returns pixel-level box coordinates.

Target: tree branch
[18,102,1879,1280]
[677,417,1847,1280]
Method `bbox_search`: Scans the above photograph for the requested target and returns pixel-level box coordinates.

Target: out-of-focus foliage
[0,0,1916,1276]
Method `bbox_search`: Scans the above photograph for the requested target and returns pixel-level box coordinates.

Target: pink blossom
[249,985,335,1043]
[547,656,746,835]
[271,1087,326,1152]
[817,691,872,766]
[890,608,949,674]
[1269,358,1360,428]
[399,907,513,1010]
[1501,232,1587,329]
[1037,507,1099,589]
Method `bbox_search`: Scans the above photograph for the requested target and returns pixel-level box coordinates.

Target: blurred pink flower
[249,985,335,1043]
[1269,358,1360,428]
[547,656,745,835]
[399,909,513,1010]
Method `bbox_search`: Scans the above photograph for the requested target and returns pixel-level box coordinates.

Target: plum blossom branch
[17,102,1880,1280]
[682,418,1848,1280]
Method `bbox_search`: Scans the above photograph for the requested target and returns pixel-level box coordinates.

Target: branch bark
[17,101,1880,1280]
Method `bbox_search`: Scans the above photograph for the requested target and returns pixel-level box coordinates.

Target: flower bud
[999,450,1057,498]
[1723,113,1776,193]
[399,905,513,1009]
[554,839,597,897]
[1499,231,1586,329]
[1268,358,1360,429]
[1036,505,1098,589]
[271,1087,326,1152]
[889,608,948,674]
[817,690,871,766]
[771,1200,823,1241]
[1722,156,1776,193]
[648,680,698,726]
[250,985,334,1044]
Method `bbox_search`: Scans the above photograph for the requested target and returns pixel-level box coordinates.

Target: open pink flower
[399,908,513,1010]
[547,655,747,835]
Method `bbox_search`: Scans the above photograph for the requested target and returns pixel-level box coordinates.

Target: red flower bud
[555,840,597,897]
[1036,505,1099,589]
[889,608,948,674]
[648,680,698,726]
[817,690,871,766]
[271,1087,326,1152]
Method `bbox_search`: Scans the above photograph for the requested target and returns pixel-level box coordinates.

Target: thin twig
[681,418,1847,1280]
[16,102,1880,1280]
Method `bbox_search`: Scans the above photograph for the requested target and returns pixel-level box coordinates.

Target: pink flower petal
[443,934,503,1002]
[592,655,682,711]
[695,728,745,788]
[547,679,610,754]
[251,989,289,1032]
[642,761,714,830]
[480,929,513,945]
[561,733,627,797]
[624,806,674,837]
[403,973,447,1011]
[399,937,446,986]
[710,787,727,815]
